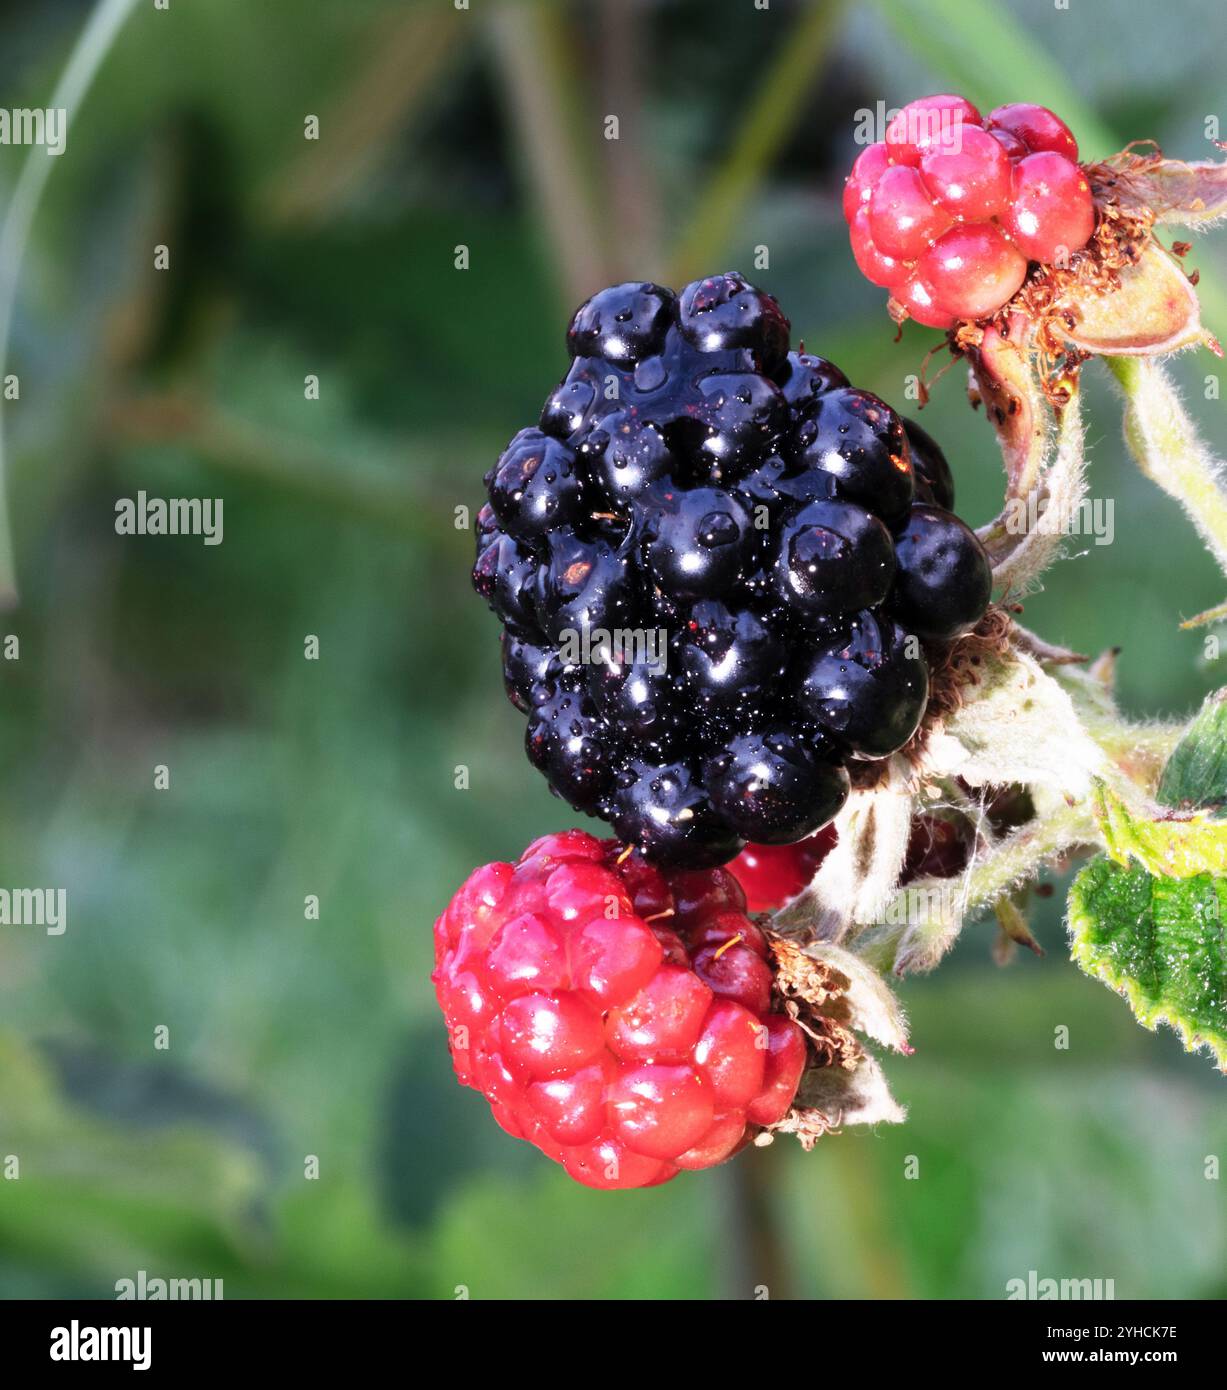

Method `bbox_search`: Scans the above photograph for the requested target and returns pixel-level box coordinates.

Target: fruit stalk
[1104,354,1227,595]
[853,799,1096,976]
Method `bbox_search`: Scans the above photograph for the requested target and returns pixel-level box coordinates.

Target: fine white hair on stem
[990,390,1088,597]
[1106,354,1227,581]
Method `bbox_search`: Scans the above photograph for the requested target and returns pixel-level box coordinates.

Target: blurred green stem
[598,0,662,277]
[264,7,463,226]
[0,0,140,608]
[666,1,846,285]
[485,1,609,306]
[828,1137,910,1298]
[723,1150,791,1299]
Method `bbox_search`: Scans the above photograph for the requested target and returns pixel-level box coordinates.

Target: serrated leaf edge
[1068,863,1227,1072]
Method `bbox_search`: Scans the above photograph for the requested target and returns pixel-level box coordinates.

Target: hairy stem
[852,801,1098,976]
[1105,355,1227,583]
[989,386,1087,597]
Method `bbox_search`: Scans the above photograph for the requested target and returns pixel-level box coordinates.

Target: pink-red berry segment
[727,827,836,913]
[1004,151,1096,264]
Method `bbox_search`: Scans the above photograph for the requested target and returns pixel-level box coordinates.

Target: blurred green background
[1,0,1225,1300]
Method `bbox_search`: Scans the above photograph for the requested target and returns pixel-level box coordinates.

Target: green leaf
[1071,694,1227,1071]
[1069,857,1227,1070]
[1158,687,1227,817]
[1093,782,1227,879]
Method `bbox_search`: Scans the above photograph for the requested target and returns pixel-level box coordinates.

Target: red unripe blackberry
[884,94,982,167]
[894,273,957,329]
[918,123,1012,222]
[850,205,905,288]
[987,125,1028,161]
[843,96,1097,327]
[433,831,809,1188]
[986,102,1079,161]
[843,141,892,223]
[869,165,953,261]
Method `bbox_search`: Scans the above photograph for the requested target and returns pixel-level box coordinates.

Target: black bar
[7,1298,1214,1375]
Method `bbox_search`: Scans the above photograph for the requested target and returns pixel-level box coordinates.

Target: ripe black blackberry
[473,273,992,868]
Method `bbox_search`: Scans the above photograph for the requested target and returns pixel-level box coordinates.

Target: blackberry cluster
[473,273,991,868]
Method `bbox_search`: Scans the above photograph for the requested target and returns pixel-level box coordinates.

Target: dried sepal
[1010,622,1088,666]
[760,1056,907,1149]
[771,756,916,937]
[1088,147,1227,230]
[1057,241,1211,357]
[965,317,1055,509]
[989,390,1088,597]
[994,893,1044,959]
[762,932,910,1145]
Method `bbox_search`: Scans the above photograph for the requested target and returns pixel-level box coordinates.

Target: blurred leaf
[667,0,846,283]
[429,1167,714,1299]
[876,1067,1227,1296]
[378,1027,541,1231]
[0,1034,264,1288]
[870,0,1113,156]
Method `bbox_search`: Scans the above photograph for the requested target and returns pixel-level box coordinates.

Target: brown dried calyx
[757,932,911,1147]
[952,146,1224,489]
[767,933,862,1069]
[908,605,1016,754]
[1000,146,1221,376]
